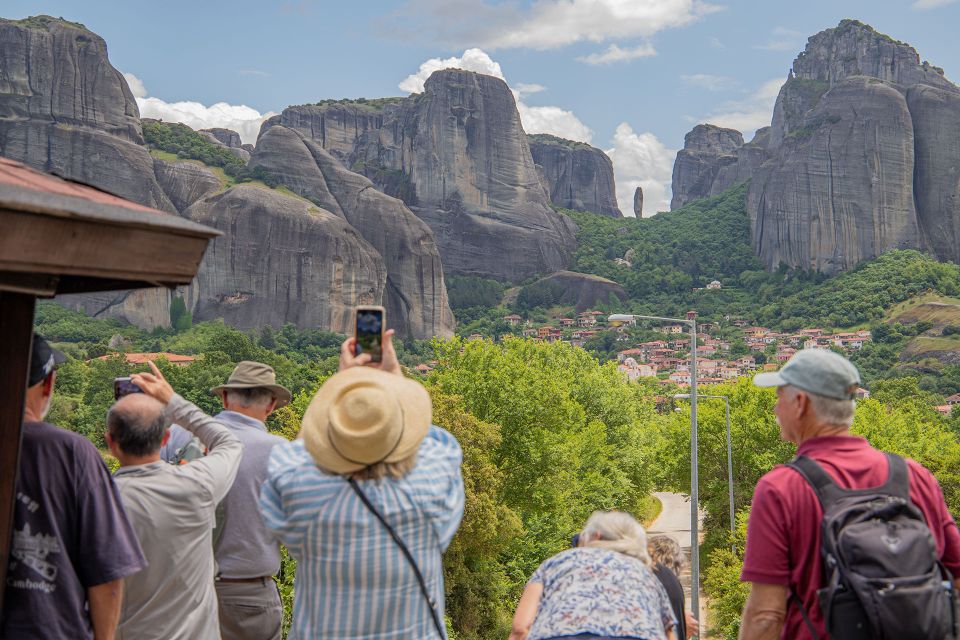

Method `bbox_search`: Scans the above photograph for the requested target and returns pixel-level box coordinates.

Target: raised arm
[132,362,241,503]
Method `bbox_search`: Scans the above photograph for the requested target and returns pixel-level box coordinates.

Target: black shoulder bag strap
[347,477,446,639]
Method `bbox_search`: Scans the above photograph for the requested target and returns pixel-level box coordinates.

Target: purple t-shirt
[1,422,146,639]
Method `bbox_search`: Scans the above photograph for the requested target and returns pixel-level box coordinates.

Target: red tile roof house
[946,394,960,406]
[504,314,522,326]
[92,352,195,367]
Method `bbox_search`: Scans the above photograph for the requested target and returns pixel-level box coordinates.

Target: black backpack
[787,452,958,640]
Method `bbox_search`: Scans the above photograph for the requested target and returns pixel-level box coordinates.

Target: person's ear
[220,392,230,410]
[266,398,279,416]
[43,371,55,397]
[161,427,171,447]
[795,391,809,418]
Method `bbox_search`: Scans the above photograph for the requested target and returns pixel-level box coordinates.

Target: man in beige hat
[163,360,291,640]
[260,329,465,639]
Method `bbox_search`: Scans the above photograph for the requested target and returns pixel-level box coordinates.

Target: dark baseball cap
[29,334,67,387]
[753,348,861,400]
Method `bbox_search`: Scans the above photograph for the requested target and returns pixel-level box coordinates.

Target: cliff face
[0,16,454,338]
[184,185,386,333]
[249,125,455,338]
[269,70,580,282]
[0,16,175,212]
[671,19,960,274]
[527,134,622,217]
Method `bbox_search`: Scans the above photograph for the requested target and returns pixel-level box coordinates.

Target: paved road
[648,491,707,630]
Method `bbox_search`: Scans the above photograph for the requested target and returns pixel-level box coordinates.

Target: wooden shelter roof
[0,157,220,297]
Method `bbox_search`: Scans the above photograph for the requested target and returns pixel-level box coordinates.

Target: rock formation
[670,125,771,209]
[749,19,958,273]
[633,187,643,217]
[521,271,628,313]
[0,16,175,212]
[183,185,386,333]
[267,70,579,282]
[671,19,960,274]
[0,16,455,338]
[249,125,455,338]
[527,133,622,217]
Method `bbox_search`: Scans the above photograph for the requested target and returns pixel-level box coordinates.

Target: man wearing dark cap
[163,361,291,640]
[738,348,960,640]
[1,335,146,640]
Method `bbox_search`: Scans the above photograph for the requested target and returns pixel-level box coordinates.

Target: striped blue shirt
[260,426,464,639]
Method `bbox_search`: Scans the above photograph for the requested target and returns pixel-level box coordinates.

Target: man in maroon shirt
[738,348,960,640]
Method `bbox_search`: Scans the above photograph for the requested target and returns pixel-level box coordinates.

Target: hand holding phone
[354,306,385,363]
[114,377,143,400]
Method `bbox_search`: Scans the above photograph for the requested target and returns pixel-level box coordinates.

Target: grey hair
[107,395,169,457]
[225,387,275,408]
[580,510,651,566]
[785,385,855,428]
[649,535,684,575]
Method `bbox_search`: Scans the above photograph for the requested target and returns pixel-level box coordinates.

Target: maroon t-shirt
[741,435,960,639]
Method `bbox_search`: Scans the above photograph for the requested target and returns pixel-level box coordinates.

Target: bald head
[107,393,169,457]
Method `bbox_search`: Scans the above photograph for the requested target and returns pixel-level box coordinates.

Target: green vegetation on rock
[527,133,593,150]
[309,97,404,111]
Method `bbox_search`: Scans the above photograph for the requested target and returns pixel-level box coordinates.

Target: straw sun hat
[300,367,432,474]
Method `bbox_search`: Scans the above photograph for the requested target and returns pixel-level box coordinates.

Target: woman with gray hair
[649,536,698,639]
[510,510,677,640]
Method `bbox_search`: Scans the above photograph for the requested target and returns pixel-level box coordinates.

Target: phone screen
[355,309,384,362]
[114,377,143,400]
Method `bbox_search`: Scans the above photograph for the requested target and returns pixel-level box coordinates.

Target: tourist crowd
[3,330,960,640]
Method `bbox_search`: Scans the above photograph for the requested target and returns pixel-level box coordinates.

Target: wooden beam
[0,292,35,613]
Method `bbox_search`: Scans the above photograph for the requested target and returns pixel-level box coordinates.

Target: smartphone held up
[354,306,385,363]
[114,376,144,400]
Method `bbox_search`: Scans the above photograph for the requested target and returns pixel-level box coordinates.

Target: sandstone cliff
[0,16,455,338]
[184,185,386,333]
[527,133,622,217]
[249,125,455,338]
[671,19,960,274]
[267,70,579,282]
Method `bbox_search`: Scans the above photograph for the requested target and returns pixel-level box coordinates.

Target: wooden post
[0,291,36,613]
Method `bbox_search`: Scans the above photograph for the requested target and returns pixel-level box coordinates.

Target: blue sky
[5,0,958,214]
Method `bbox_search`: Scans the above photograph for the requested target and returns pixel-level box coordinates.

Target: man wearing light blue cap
[737,348,960,640]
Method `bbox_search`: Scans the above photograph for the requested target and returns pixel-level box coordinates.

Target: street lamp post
[608,313,700,623]
[675,393,735,550]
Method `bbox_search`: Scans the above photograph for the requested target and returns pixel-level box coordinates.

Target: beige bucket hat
[210,361,292,408]
[300,367,432,474]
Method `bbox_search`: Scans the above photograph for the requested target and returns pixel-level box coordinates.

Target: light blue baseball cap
[753,348,862,400]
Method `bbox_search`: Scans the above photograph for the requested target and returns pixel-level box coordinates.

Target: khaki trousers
[215,578,283,640]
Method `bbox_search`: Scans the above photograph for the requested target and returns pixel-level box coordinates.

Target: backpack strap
[787,452,910,504]
[790,591,822,640]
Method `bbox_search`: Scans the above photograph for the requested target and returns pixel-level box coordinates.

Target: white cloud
[912,0,957,8]
[754,27,804,52]
[403,0,723,51]
[514,82,547,96]
[398,48,504,93]
[681,73,733,91]
[576,42,657,65]
[518,104,594,143]
[605,123,675,217]
[122,72,147,99]
[399,49,593,143]
[121,71,275,145]
[701,77,783,137]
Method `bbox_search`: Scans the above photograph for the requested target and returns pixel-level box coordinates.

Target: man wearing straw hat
[260,329,465,639]
[202,361,291,640]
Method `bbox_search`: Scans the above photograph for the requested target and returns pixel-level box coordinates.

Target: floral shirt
[527,547,676,640]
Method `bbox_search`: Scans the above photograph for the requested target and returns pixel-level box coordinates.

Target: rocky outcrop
[633,187,643,217]
[527,133,622,217]
[154,159,221,212]
[184,185,386,333]
[749,19,959,273]
[265,71,579,282]
[748,78,920,272]
[199,129,250,163]
[0,17,175,212]
[907,84,960,264]
[672,19,960,275]
[670,125,744,209]
[249,125,455,338]
[522,271,627,313]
